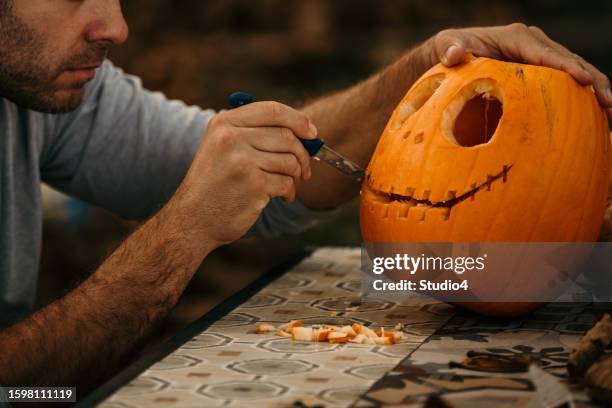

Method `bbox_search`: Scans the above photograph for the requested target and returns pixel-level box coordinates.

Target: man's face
[0,0,128,113]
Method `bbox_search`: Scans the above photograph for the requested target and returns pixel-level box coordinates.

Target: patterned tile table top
[101,248,455,408]
[357,302,611,407]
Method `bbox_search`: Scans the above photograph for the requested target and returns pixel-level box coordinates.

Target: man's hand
[299,23,612,210]
[427,23,612,119]
[170,101,317,245]
[0,101,317,390]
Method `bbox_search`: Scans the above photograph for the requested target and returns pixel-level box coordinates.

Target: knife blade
[301,138,364,181]
[229,92,364,182]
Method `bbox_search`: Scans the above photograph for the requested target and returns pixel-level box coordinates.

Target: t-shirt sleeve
[39,60,335,237]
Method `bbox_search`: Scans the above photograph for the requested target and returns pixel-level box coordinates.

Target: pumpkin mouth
[364,164,512,219]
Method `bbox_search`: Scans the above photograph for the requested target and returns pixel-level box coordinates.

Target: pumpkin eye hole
[442,78,503,147]
[392,74,445,130]
[453,94,503,147]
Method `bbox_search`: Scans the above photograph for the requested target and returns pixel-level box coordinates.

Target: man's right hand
[167,101,318,247]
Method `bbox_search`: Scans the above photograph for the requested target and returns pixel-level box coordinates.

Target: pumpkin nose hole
[452,94,503,147]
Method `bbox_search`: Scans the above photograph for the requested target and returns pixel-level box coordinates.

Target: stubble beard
[0,6,108,113]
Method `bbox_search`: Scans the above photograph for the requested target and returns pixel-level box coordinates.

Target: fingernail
[442,45,457,65]
[309,122,318,137]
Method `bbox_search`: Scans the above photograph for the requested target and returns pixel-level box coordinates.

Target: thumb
[434,30,469,66]
[443,44,468,66]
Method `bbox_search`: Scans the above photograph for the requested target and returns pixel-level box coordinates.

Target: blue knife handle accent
[228,92,254,108]
[228,91,324,157]
[300,138,324,156]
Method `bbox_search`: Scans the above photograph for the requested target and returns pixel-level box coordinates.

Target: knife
[228,92,364,181]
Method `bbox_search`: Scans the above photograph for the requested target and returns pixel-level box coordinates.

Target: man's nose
[84,0,129,45]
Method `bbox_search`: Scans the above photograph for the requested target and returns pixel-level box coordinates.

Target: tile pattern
[356,302,611,407]
[101,248,455,407]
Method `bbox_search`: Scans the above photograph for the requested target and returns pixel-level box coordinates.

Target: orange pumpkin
[360,56,611,316]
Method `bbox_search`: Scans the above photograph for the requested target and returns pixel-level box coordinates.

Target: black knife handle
[228,91,324,157]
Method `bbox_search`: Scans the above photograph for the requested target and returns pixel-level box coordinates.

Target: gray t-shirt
[0,61,328,328]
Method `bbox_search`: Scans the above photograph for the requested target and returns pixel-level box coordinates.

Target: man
[0,0,610,391]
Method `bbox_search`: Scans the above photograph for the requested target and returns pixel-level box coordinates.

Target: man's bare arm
[0,101,318,389]
[0,199,212,389]
[298,24,612,210]
[298,44,431,210]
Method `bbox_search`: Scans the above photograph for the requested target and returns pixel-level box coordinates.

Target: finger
[243,127,312,180]
[528,26,593,82]
[433,29,469,66]
[254,150,303,184]
[433,28,499,66]
[507,27,589,86]
[521,43,593,84]
[444,44,468,66]
[528,27,611,107]
[225,101,317,139]
[263,172,296,202]
[607,108,612,121]
[574,59,612,108]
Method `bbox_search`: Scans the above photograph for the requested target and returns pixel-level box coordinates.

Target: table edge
[76,249,313,407]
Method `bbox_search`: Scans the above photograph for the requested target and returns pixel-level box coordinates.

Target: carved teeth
[406,206,427,222]
[470,183,477,200]
[485,175,494,191]
[424,207,449,221]
[399,203,411,218]
[441,207,451,220]
[365,163,512,213]
[502,165,510,182]
[418,209,427,221]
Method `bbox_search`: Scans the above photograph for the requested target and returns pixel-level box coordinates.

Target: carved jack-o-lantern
[361,56,610,242]
[360,57,611,316]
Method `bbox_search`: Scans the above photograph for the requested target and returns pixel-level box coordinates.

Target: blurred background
[37,0,612,355]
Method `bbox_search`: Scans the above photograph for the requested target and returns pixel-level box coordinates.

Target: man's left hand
[423,23,612,119]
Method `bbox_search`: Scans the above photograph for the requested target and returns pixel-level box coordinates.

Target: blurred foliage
[39,0,612,349]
